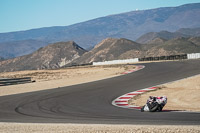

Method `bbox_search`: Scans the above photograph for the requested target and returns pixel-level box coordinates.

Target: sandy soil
[129,74,200,112]
[0,123,199,133]
[0,65,135,96]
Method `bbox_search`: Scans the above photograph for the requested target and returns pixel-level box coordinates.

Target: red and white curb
[114,65,200,112]
[112,65,148,110]
[121,65,145,74]
[112,87,158,110]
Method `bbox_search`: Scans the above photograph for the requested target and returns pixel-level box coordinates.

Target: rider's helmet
[149,96,153,99]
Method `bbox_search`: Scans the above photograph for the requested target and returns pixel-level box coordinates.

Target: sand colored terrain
[129,74,200,112]
[0,123,199,133]
[0,65,135,96]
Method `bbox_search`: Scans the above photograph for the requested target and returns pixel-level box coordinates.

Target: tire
[157,105,163,112]
[149,102,159,112]
[141,106,144,112]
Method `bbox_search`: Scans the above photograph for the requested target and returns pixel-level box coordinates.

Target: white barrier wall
[93,53,200,66]
[93,58,139,65]
[187,53,200,59]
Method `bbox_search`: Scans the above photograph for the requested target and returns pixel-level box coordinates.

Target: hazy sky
[1,0,200,33]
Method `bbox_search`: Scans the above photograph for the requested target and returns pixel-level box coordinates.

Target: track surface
[0,60,200,125]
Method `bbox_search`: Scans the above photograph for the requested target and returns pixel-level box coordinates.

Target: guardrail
[0,77,35,86]
[63,62,93,68]
[139,54,187,61]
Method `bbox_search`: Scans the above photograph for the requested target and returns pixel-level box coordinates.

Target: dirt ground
[0,65,135,96]
[0,123,199,133]
[129,74,200,112]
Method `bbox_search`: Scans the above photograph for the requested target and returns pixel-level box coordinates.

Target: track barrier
[93,58,139,65]
[93,53,200,66]
[0,77,35,86]
[187,53,200,59]
[139,54,187,61]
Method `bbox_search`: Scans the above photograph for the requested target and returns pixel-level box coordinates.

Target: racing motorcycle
[141,96,167,112]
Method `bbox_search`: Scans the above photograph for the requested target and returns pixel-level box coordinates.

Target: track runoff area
[0,59,200,124]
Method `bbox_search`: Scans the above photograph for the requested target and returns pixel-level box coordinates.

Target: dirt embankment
[129,74,200,112]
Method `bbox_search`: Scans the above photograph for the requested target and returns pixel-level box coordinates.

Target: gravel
[0,123,200,133]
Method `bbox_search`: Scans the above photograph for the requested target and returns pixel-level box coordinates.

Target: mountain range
[0,3,200,58]
[136,27,200,44]
[1,35,200,72]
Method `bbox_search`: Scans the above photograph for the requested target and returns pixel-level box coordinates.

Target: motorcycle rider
[141,96,167,112]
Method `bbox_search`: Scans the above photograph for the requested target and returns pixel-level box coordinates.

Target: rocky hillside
[176,28,200,36]
[143,37,200,56]
[71,38,142,64]
[136,27,200,44]
[189,37,200,46]
[0,41,87,72]
[0,3,200,52]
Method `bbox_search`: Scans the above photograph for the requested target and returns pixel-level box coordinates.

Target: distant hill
[71,38,142,64]
[0,3,200,52]
[0,39,48,59]
[0,57,4,61]
[143,37,200,57]
[146,37,167,45]
[176,28,200,36]
[157,37,200,53]
[0,41,87,72]
[189,37,200,46]
[136,27,200,44]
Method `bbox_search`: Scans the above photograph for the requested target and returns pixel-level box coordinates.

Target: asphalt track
[0,60,200,125]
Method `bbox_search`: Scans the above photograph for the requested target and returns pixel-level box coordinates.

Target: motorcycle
[141,96,167,112]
